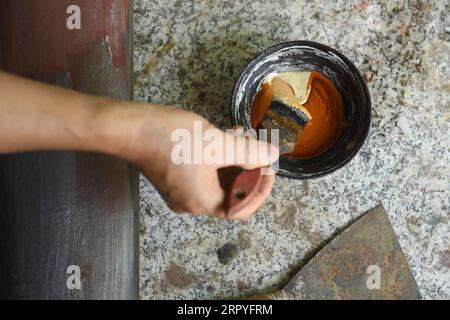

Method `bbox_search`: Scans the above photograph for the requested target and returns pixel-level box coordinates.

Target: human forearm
[0,70,278,220]
[0,70,130,155]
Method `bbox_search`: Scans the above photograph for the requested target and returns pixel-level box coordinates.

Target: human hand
[115,103,279,220]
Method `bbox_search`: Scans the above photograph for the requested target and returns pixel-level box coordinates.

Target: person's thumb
[221,131,279,170]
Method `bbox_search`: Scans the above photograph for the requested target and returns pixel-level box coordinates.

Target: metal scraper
[258,99,311,155]
[252,205,421,299]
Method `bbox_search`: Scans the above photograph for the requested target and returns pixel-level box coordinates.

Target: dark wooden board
[0,0,139,299]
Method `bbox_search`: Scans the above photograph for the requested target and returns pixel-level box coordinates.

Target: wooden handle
[217,167,262,217]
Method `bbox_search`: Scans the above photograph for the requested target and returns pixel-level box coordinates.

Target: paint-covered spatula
[258,98,311,154]
[251,205,421,299]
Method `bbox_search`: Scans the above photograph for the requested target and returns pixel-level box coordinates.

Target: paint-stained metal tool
[258,99,311,154]
[252,205,421,300]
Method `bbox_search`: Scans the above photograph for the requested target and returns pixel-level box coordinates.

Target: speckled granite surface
[133,0,449,299]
